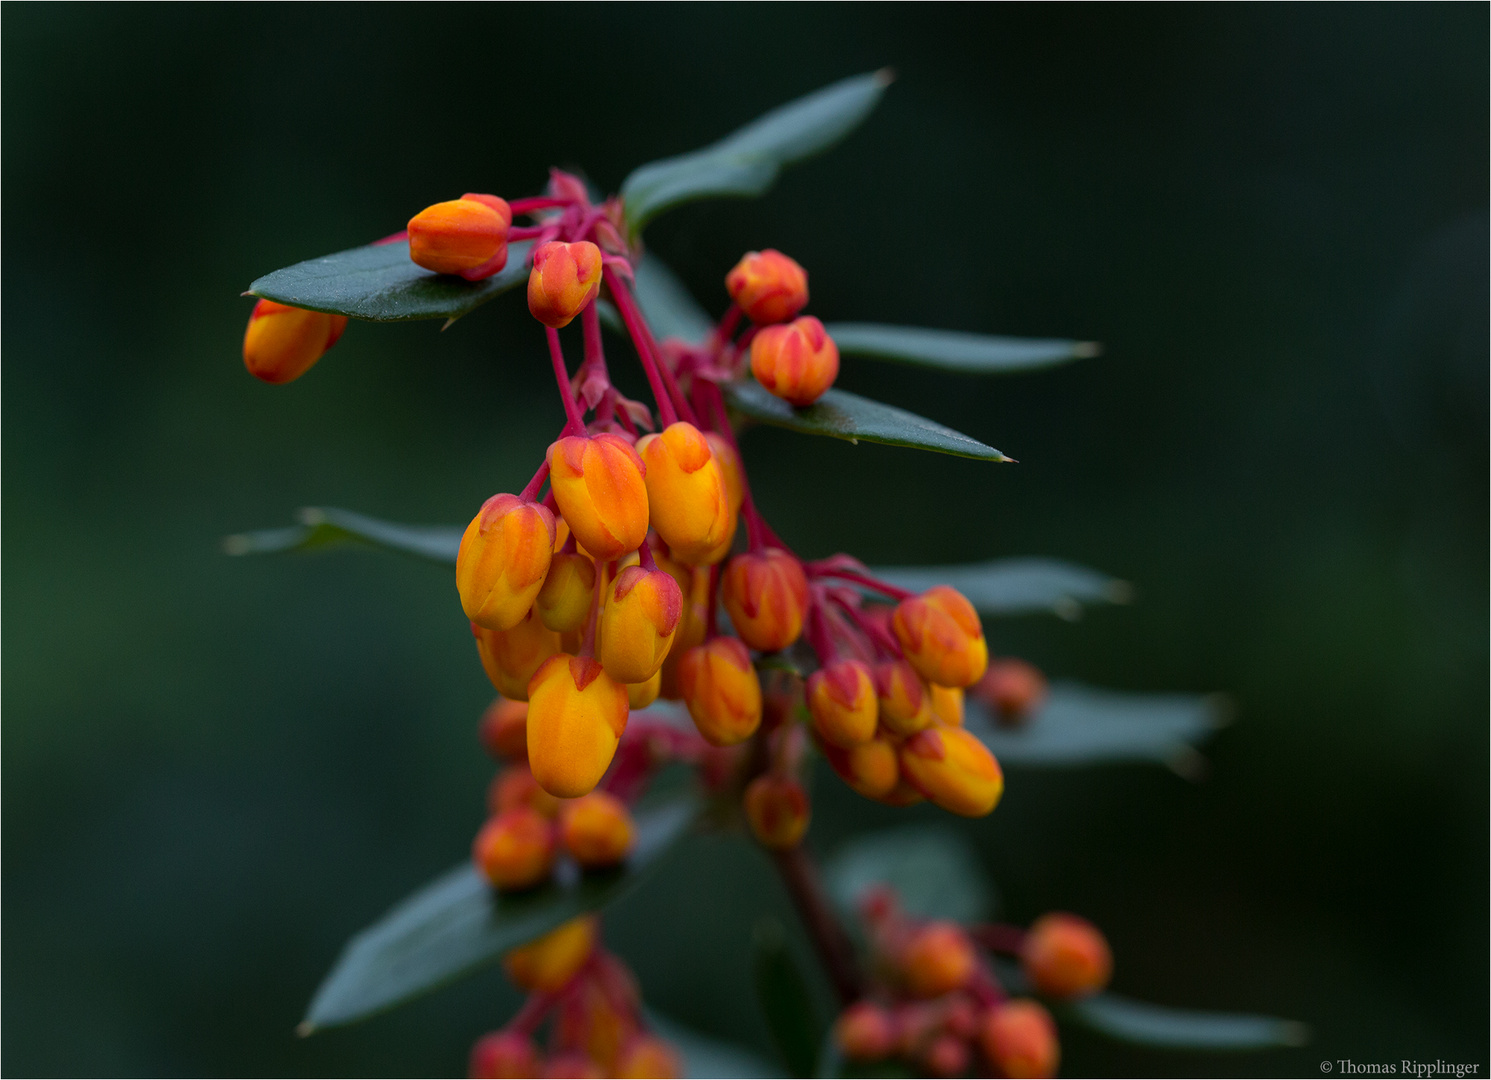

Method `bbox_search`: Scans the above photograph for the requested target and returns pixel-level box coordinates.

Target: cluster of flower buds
[469,914,681,1078]
[830,888,1114,1078]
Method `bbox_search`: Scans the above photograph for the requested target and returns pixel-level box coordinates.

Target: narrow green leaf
[872,557,1132,620]
[752,919,824,1078]
[647,1012,787,1079]
[223,507,462,565]
[300,795,697,1031]
[725,380,1011,462]
[823,826,993,926]
[825,323,1100,374]
[622,71,892,233]
[1065,993,1310,1051]
[248,240,533,323]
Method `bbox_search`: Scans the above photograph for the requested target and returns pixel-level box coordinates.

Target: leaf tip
[221,534,252,556]
[240,290,257,298]
[1074,341,1103,359]
[874,67,897,87]
[296,1020,316,1038]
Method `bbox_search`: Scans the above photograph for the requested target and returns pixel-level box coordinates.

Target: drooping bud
[901,920,976,998]
[872,660,934,736]
[635,422,733,565]
[408,195,512,280]
[479,698,530,761]
[615,1035,682,1080]
[242,299,348,385]
[488,763,562,819]
[458,494,557,631]
[929,684,964,727]
[677,637,763,746]
[474,608,563,701]
[599,565,682,684]
[891,586,988,688]
[975,657,1049,724]
[469,1030,541,1080]
[743,774,810,849]
[749,315,839,406]
[536,551,598,633]
[720,548,809,653]
[833,1001,896,1062]
[703,432,746,515]
[822,735,900,799]
[725,249,809,325]
[503,914,599,992]
[1021,913,1112,999]
[559,791,635,867]
[555,968,638,1073]
[806,659,878,747]
[898,725,1004,817]
[627,670,661,709]
[526,654,630,798]
[548,434,650,562]
[980,999,1060,1079]
[472,806,556,890]
[528,240,603,328]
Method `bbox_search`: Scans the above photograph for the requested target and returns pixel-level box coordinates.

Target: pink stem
[714,303,743,346]
[804,602,840,664]
[832,594,900,658]
[372,229,408,247]
[970,923,1029,955]
[603,267,679,427]
[579,565,606,658]
[822,602,873,664]
[507,225,549,241]
[509,196,571,215]
[809,566,913,601]
[519,459,551,503]
[546,327,588,435]
[638,541,659,572]
[504,990,556,1036]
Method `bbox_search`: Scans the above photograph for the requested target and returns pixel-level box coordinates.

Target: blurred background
[4,5,1486,1076]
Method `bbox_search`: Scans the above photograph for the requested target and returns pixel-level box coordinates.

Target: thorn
[296,1021,315,1038]
[441,317,457,332]
[1073,341,1103,359]
[999,454,1019,464]
[240,291,255,298]
[874,67,897,87]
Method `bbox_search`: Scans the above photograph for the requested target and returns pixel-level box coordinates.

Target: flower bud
[929,684,964,727]
[458,494,557,631]
[535,550,597,633]
[489,763,562,818]
[750,315,839,406]
[527,654,630,798]
[599,565,682,684]
[548,434,650,562]
[981,999,1059,1079]
[1021,913,1112,999]
[559,791,635,867]
[469,1031,540,1079]
[822,735,900,799]
[975,657,1048,725]
[634,422,733,565]
[720,548,809,653]
[703,432,745,514]
[873,661,934,736]
[875,778,926,808]
[922,1034,970,1079]
[627,669,661,709]
[528,240,603,328]
[242,299,348,385]
[556,974,637,1073]
[479,698,529,761]
[474,609,563,701]
[616,1035,681,1080]
[473,806,556,890]
[677,637,763,745]
[408,195,512,280]
[891,586,988,688]
[743,774,810,849]
[833,1001,896,1062]
[899,725,1004,817]
[901,920,976,998]
[806,660,878,747]
[504,914,598,992]
[725,249,809,325]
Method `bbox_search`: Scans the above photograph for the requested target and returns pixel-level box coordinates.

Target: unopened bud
[1021,913,1112,999]
[559,791,636,867]
[537,551,598,633]
[806,660,878,747]
[504,914,598,992]
[627,669,662,709]
[488,763,562,819]
[527,655,630,798]
[703,432,746,515]
[458,494,557,631]
[929,684,963,727]
[899,725,1004,817]
[636,422,733,565]
[469,1030,540,1079]
[473,806,556,891]
[981,999,1059,1079]
[615,1035,681,1079]
[528,240,603,328]
[479,698,529,761]
[901,921,976,998]
[242,299,348,385]
[599,565,682,684]
[750,315,839,406]
[975,657,1048,725]
[548,434,650,562]
[725,249,809,325]
[892,586,988,688]
[721,548,809,653]
[743,774,810,849]
[474,608,563,701]
[833,1001,896,1062]
[677,637,763,746]
[408,195,512,280]
[873,660,934,736]
[822,735,900,799]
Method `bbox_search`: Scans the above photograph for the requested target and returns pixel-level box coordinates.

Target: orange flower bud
[408,196,512,280]
[872,661,933,736]
[479,698,529,761]
[901,920,976,998]
[833,1001,896,1062]
[1021,913,1112,999]
[806,660,878,747]
[559,791,635,867]
[488,763,562,818]
[527,654,630,798]
[599,565,682,684]
[458,494,557,631]
[721,548,809,653]
[536,551,598,633]
[923,1034,970,1079]
[548,434,650,562]
[703,432,746,515]
[469,1030,541,1079]
[635,422,733,564]
[975,657,1048,724]
[528,240,603,328]
[930,684,964,727]
[627,669,661,709]
[472,806,556,890]
[981,999,1060,1079]
[503,914,598,992]
[899,725,1004,817]
[658,566,707,700]
[616,1035,681,1079]
[677,637,763,746]
[743,774,810,849]
[556,975,637,1073]
[242,299,348,385]
[823,735,900,799]
[725,249,809,325]
[474,608,563,701]
[891,586,989,688]
[750,315,839,406]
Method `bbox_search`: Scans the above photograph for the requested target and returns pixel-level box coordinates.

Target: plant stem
[604,268,679,428]
[809,566,913,601]
[770,845,863,1006]
[509,196,571,215]
[547,327,587,435]
[519,459,551,502]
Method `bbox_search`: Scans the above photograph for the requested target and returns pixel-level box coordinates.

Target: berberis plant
[231,73,1306,1078]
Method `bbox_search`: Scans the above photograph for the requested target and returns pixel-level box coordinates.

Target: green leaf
[300,794,697,1031]
[223,507,462,565]
[633,255,716,344]
[724,380,1011,462]
[824,323,1100,374]
[1065,993,1310,1051]
[752,919,825,1078]
[872,557,1132,620]
[247,239,533,324]
[823,825,993,926]
[647,1012,787,1079]
[622,71,892,234]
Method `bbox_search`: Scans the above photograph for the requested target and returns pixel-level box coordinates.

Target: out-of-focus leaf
[752,919,824,1078]
[725,380,1011,462]
[823,825,993,926]
[300,794,697,1031]
[825,323,1099,374]
[1066,993,1310,1050]
[223,507,462,565]
[247,240,533,323]
[633,255,716,344]
[621,71,892,234]
[968,682,1228,778]
[872,557,1132,620]
[647,1012,786,1079]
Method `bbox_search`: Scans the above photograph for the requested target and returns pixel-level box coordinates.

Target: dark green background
[4,5,1486,1076]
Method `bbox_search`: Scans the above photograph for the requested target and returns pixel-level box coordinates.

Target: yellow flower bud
[457,494,557,631]
[872,660,933,736]
[528,240,603,328]
[558,791,635,867]
[526,654,630,798]
[806,659,878,747]
[536,550,597,633]
[599,565,682,684]
[677,637,763,746]
[473,608,562,701]
[743,774,811,849]
[242,299,347,385]
[891,586,989,688]
[635,422,733,565]
[898,725,1004,817]
[721,548,808,653]
[548,433,650,562]
[503,914,598,992]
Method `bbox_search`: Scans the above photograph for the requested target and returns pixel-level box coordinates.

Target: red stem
[809,567,913,601]
[508,225,549,241]
[714,303,743,346]
[832,594,901,658]
[519,459,551,503]
[804,601,840,664]
[579,565,606,658]
[604,267,679,427]
[970,923,1029,956]
[547,327,587,435]
[509,196,571,215]
[770,846,863,1006]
